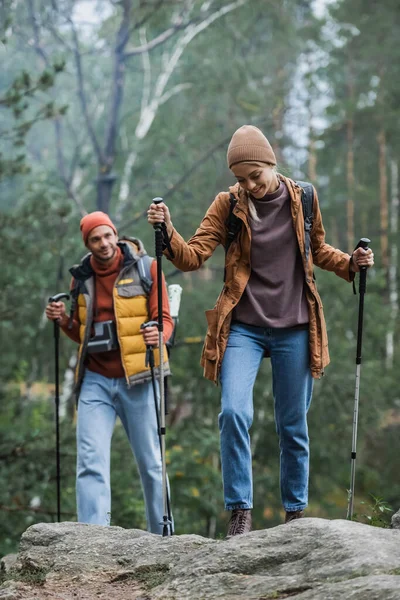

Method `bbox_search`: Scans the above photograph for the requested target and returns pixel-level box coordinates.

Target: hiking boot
[226,509,252,537]
[285,509,305,524]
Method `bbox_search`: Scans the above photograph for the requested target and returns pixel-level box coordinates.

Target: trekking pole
[48,292,70,522]
[346,238,370,520]
[152,197,173,536]
[141,321,173,535]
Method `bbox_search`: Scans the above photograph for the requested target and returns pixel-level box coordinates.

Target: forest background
[1,0,399,555]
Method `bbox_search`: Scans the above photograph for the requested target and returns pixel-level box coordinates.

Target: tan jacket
[164,174,353,382]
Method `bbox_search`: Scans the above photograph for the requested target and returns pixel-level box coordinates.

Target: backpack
[224,181,314,281]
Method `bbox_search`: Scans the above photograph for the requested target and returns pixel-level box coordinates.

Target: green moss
[0,565,47,587]
[111,563,170,590]
[259,587,313,599]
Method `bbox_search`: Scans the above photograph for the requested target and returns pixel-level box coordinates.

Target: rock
[1,518,400,599]
[151,518,400,599]
[0,556,18,576]
[17,521,212,576]
[391,509,400,529]
[0,580,24,600]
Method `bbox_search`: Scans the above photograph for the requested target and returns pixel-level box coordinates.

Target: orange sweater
[61,248,174,379]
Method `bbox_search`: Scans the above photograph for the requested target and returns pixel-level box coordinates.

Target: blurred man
[46,211,173,533]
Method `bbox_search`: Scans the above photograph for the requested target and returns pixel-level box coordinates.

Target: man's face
[86,225,118,264]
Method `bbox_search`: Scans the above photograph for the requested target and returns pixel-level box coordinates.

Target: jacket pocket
[116,283,143,297]
[203,308,218,361]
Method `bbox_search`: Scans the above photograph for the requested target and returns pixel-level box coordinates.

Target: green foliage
[0,390,75,557]
[353,494,393,528]
[0,0,399,557]
[0,61,66,180]
[0,192,77,382]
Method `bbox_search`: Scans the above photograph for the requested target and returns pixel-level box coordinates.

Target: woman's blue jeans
[219,321,313,512]
[76,370,168,533]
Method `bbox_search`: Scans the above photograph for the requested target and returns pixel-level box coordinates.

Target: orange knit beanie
[80,211,118,245]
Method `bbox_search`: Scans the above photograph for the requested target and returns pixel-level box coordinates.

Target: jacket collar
[228,182,249,217]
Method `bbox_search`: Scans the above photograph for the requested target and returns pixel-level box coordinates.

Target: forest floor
[1,570,151,599]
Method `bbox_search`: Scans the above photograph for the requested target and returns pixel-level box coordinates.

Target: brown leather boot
[285,509,305,524]
[226,509,252,537]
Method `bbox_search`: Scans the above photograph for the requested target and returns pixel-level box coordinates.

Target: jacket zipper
[77,287,95,394]
[113,268,131,386]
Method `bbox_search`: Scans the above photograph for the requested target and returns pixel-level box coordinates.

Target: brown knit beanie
[227,125,277,169]
[80,211,118,245]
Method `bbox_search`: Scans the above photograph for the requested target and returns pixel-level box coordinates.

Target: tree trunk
[346,56,355,254]
[378,128,389,284]
[386,158,399,369]
[346,116,355,254]
[308,108,317,182]
[272,100,284,167]
[308,136,317,183]
[330,216,339,249]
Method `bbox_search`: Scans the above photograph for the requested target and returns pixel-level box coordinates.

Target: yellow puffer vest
[70,238,170,396]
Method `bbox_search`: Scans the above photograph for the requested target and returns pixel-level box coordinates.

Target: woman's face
[231,163,278,199]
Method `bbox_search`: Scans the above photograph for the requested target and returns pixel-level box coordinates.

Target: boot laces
[229,509,249,535]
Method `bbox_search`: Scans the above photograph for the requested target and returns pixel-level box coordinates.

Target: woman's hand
[147,202,173,238]
[350,247,374,272]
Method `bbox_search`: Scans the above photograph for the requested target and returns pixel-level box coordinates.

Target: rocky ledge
[1,517,400,599]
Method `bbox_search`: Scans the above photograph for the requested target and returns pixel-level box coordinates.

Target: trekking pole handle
[49,293,70,303]
[353,238,370,295]
[49,293,70,335]
[152,197,164,230]
[353,238,370,263]
[152,197,165,261]
[141,320,158,327]
[141,320,158,332]
[152,196,175,260]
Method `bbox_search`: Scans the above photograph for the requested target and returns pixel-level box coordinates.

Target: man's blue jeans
[76,369,167,533]
[219,321,313,512]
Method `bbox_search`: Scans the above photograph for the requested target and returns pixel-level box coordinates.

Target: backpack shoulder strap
[224,193,242,282]
[296,180,314,263]
[225,193,242,252]
[119,236,153,295]
[136,254,153,295]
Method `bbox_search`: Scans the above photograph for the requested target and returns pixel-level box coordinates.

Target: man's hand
[147,202,173,238]
[350,247,374,273]
[45,301,67,323]
[141,325,159,347]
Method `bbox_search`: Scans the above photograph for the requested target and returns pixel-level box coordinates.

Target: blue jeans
[219,322,313,512]
[76,370,169,534]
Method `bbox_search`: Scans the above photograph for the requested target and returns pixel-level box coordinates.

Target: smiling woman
[147,123,375,538]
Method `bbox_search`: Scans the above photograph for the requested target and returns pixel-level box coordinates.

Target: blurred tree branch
[27,0,86,214]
